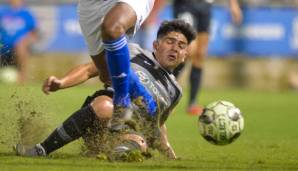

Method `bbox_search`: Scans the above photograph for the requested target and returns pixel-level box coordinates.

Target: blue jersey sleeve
[22,9,37,32]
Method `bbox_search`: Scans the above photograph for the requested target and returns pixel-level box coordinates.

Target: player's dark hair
[156,19,196,44]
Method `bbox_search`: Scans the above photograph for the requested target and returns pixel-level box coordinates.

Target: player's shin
[40,105,97,154]
[189,66,202,105]
[103,35,130,107]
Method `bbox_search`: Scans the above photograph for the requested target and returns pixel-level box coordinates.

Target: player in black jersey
[15,19,196,161]
[173,0,242,115]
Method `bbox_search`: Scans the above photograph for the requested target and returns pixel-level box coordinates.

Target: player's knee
[101,21,126,40]
[90,96,113,120]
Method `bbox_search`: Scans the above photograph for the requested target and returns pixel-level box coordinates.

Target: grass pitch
[0,84,298,171]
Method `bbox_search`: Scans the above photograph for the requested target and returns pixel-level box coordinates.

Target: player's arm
[42,62,98,94]
[143,0,166,26]
[158,124,177,160]
[228,0,243,25]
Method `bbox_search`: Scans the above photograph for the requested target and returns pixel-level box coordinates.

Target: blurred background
[1,1,298,169]
[0,0,298,90]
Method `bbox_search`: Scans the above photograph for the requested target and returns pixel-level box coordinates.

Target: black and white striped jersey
[129,43,182,125]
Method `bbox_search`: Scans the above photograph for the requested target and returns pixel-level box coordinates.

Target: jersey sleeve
[24,10,37,32]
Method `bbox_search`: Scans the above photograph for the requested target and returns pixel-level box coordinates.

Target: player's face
[153,31,188,71]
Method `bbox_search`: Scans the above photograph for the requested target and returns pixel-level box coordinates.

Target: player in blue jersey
[15,20,196,161]
[0,0,37,83]
[173,0,242,115]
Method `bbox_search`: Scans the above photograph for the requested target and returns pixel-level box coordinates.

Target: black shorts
[81,88,114,108]
[173,1,212,33]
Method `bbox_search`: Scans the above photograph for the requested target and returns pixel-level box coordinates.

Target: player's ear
[153,40,158,51]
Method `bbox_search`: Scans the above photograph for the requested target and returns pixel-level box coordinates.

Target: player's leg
[101,3,137,108]
[15,105,98,156]
[78,0,132,107]
[81,94,114,156]
[78,0,156,116]
[187,32,208,115]
[90,52,111,85]
[172,3,201,115]
[15,91,113,156]
[102,1,156,112]
[186,2,211,115]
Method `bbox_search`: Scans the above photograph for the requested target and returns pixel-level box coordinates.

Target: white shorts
[78,0,155,56]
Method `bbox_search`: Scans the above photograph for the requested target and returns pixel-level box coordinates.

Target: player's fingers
[51,78,62,90]
[46,76,62,92]
[43,87,50,95]
[42,79,50,95]
[42,76,56,95]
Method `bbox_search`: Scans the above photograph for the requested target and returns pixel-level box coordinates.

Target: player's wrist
[58,78,69,89]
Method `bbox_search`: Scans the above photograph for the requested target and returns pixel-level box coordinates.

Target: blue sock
[103,35,130,107]
[129,71,157,116]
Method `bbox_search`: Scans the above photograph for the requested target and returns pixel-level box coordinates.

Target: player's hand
[42,76,63,95]
[163,146,177,160]
[157,140,177,160]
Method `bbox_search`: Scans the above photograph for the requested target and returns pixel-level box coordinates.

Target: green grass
[0,84,298,171]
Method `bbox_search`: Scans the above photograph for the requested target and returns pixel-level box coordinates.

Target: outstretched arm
[158,124,177,160]
[42,62,98,94]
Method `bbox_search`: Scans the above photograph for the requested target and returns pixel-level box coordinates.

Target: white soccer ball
[0,67,18,83]
[198,100,244,145]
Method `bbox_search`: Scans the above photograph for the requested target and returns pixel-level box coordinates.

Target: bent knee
[101,3,137,40]
[90,95,113,120]
[101,21,126,40]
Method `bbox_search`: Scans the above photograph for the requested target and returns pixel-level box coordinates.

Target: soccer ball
[198,100,244,145]
[0,67,18,83]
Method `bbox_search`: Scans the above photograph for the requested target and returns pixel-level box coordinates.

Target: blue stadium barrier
[46,4,87,52]
[208,6,298,57]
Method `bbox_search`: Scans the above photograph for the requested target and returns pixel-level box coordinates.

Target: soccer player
[173,0,242,115]
[15,20,197,161]
[0,0,38,83]
[78,0,157,122]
